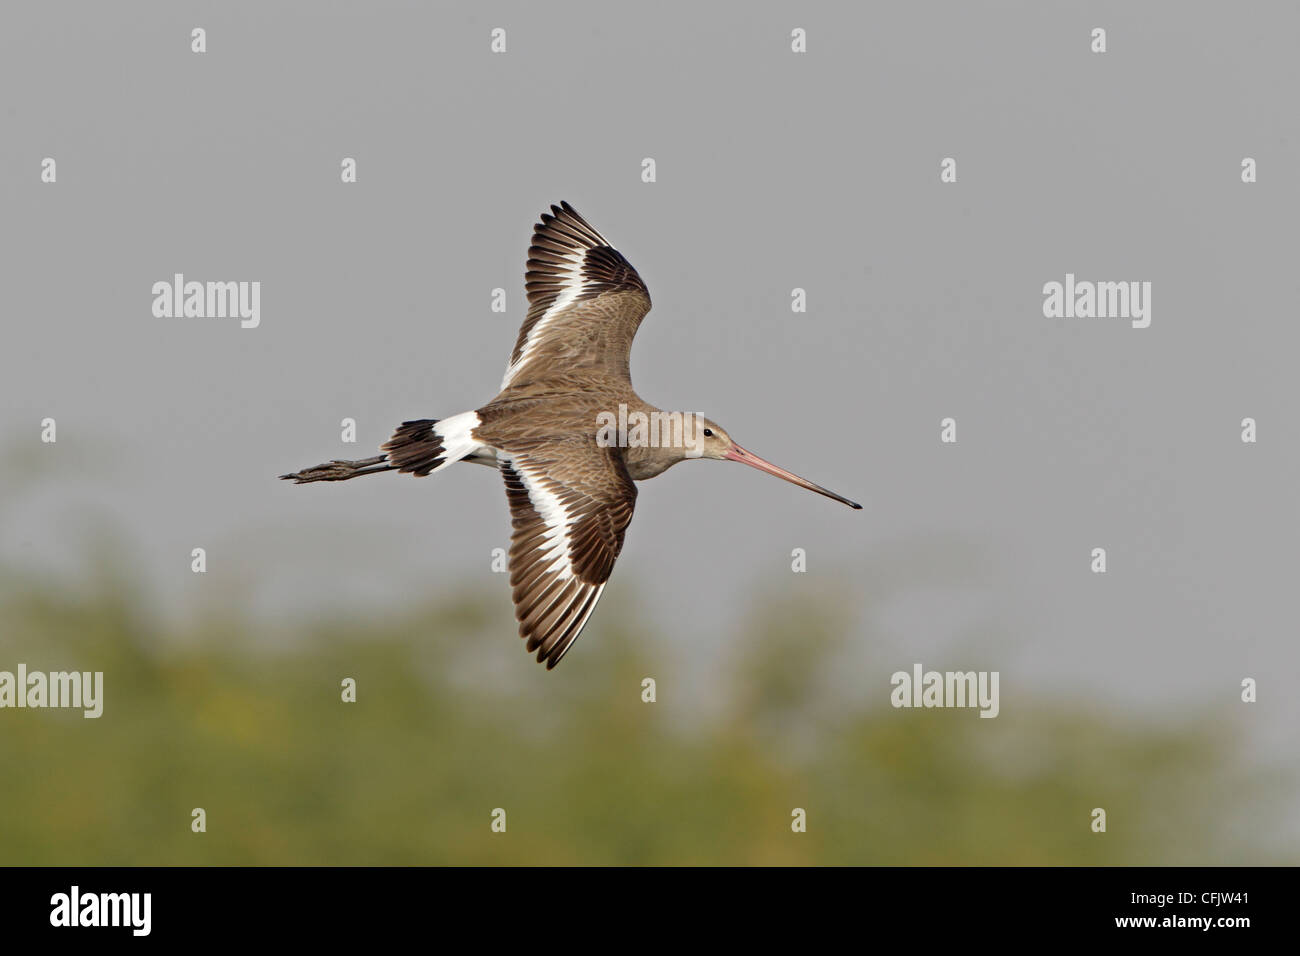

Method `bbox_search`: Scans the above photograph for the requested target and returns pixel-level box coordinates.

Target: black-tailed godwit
[283,202,860,668]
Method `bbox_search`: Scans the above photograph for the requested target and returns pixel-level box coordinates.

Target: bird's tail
[280,412,485,484]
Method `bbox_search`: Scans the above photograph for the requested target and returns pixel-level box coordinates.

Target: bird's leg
[279,454,392,483]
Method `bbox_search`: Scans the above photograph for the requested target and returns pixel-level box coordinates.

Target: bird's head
[690,415,862,510]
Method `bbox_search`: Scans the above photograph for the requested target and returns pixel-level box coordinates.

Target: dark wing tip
[540,200,589,234]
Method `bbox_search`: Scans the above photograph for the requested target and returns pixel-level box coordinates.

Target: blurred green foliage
[0,555,1290,866]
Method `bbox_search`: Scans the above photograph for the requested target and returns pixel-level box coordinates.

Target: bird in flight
[282,202,861,668]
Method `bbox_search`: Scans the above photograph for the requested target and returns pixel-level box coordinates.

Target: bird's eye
[703,428,714,437]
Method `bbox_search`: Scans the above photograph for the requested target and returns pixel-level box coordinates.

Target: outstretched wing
[497,438,637,669]
[501,201,652,391]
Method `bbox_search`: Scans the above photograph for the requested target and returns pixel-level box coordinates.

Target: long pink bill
[725,444,862,510]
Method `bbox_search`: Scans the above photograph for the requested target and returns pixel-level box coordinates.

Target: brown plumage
[282,201,860,669]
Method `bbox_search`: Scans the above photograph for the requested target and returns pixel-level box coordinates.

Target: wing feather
[502,202,651,390]
[498,439,636,668]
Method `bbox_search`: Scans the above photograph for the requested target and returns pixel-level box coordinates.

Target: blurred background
[0,451,1292,865]
[1,2,1297,863]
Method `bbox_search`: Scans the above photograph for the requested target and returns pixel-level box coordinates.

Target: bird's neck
[624,444,687,481]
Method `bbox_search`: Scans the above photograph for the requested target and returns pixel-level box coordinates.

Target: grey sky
[2,2,1296,775]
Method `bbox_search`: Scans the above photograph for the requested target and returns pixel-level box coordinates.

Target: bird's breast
[624,446,681,481]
